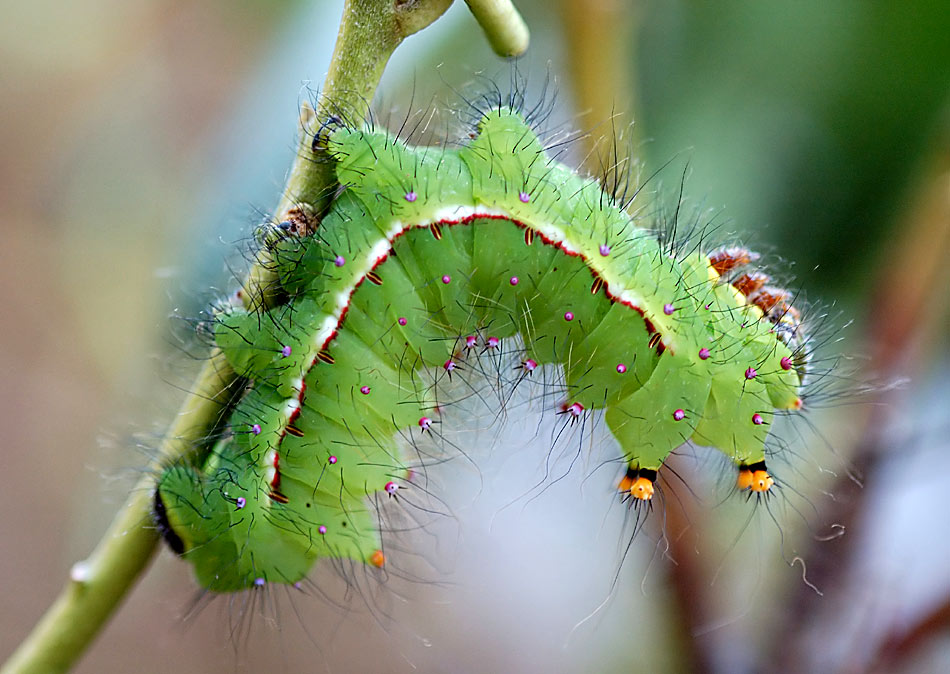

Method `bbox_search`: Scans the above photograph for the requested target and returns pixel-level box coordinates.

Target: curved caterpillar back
[154,102,810,592]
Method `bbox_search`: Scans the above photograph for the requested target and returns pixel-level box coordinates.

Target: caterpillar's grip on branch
[155,104,807,593]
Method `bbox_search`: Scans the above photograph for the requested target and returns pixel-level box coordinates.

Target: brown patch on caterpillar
[732,272,769,298]
[366,271,383,286]
[708,246,759,276]
[590,277,605,295]
[524,228,534,246]
[280,205,317,236]
[285,424,304,437]
[317,350,335,365]
[749,286,802,325]
[648,332,663,351]
[429,223,443,240]
[618,467,657,501]
[737,461,774,493]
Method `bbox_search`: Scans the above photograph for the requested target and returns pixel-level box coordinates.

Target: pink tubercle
[385,481,399,495]
[616,363,627,374]
[419,416,432,430]
[780,356,793,370]
[465,335,478,349]
[745,367,758,380]
[443,359,457,372]
[441,275,451,284]
[360,386,371,395]
[318,525,327,535]
[673,409,686,421]
[522,358,538,372]
[752,413,765,425]
[328,455,337,464]
[509,276,519,286]
[698,347,710,360]
[486,336,500,349]
[564,311,574,322]
[251,424,262,435]
[397,316,407,326]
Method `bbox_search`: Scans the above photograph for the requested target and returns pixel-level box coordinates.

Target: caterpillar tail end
[737,461,775,494]
[618,467,657,501]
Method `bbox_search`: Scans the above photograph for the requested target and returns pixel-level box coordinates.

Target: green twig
[0,0,530,671]
[464,0,530,57]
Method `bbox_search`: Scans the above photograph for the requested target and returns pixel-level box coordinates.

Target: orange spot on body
[737,467,774,493]
[619,476,654,501]
[370,550,386,567]
[751,470,774,492]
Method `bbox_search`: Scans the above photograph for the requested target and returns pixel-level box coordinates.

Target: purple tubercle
[663,303,675,315]
[519,191,531,203]
[280,345,292,358]
[404,191,417,203]
[334,255,345,267]
[599,244,611,257]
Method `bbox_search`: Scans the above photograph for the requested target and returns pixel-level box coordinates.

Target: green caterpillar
[155,102,807,593]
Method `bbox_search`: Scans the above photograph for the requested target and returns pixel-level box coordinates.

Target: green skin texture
[156,108,802,592]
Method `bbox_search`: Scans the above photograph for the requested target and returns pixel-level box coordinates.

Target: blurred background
[2,1,948,672]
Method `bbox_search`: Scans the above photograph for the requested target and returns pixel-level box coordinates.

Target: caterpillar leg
[618,466,657,501]
[737,460,775,494]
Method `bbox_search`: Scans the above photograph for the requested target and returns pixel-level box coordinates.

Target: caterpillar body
[155,104,808,593]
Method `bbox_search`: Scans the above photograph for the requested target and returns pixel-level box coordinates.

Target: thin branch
[464,0,529,57]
